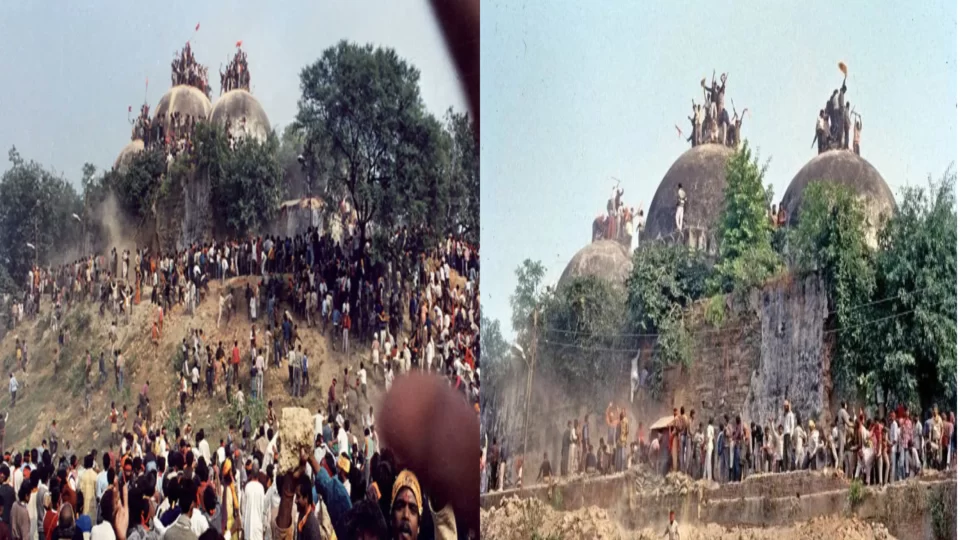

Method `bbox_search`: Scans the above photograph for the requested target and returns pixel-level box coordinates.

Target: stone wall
[661,273,830,429]
[481,471,957,539]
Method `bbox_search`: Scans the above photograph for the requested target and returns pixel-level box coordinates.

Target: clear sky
[0,0,465,183]
[481,1,957,339]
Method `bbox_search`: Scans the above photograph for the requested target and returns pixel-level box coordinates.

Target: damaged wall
[180,170,213,247]
[663,273,830,428]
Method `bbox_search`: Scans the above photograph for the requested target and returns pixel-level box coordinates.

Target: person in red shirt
[232,341,241,385]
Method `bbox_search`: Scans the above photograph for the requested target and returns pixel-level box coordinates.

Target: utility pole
[521,308,538,491]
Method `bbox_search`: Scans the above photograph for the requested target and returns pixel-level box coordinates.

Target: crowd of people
[503,399,956,493]
[1,202,480,538]
[684,72,747,149]
[172,42,211,97]
[220,49,251,95]
[592,186,644,247]
[812,73,863,155]
[0,404,459,540]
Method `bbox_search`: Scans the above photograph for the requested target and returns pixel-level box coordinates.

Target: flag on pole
[195,22,200,31]
[236,40,243,48]
[674,125,683,138]
[838,61,848,77]
[128,105,132,113]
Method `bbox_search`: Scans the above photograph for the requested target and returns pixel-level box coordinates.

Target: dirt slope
[0,277,380,453]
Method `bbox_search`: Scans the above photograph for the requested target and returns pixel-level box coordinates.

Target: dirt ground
[0,275,382,452]
[480,496,898,540]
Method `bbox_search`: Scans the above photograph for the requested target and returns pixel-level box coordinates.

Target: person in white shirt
[336,425,350,459]
[242,468,266,540]
[357,364,367,399]
[782,401,797,470]
[704,419,715,482]
[385,364,394,391]
[198,432,211,464]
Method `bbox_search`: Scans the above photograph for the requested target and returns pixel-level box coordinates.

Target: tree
[873,170,957,411]
[194,121,284,238]
[442,109,480,245]
[510,259,546,340]
[789,181,876,397]
[479,316,513,438]
[296,41,428,255]
[625,242,710,332]
[103,147,166,224]
[0,147,82,287]
[539,276,629,402]
[710,144,781,293]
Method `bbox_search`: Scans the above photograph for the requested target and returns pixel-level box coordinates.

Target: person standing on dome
[675,184,686,232]
[853,113,862,156]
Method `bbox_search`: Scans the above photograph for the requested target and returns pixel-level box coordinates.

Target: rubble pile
[631,467,706,500]
[633,517,897,540]
[481,496,626,540]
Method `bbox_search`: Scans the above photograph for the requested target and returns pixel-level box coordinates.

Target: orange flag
[236,40,243,48]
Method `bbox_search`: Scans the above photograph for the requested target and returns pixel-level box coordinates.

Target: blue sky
[481,1,957,338]
[0,0,466,183]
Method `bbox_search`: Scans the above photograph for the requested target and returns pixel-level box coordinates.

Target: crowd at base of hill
[0,398,470,540]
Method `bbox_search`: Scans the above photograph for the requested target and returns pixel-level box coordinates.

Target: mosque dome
[153,85,213,132]
[114,139,145,172]
[210,89,271,142]
[557,240,633,290]
[643,143,734,242]
[781,150,896,248]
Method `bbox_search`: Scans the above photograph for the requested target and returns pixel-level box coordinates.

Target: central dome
[210,89,271,142]
[781,150,896,248]
[557,240,633,290]
[643,143,734,242]
[154,85,213,133]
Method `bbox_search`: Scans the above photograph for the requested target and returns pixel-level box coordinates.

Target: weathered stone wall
[662,273,830,428]
[180,170,213,247]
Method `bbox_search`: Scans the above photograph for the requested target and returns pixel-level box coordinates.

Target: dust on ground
[481,496,898,540]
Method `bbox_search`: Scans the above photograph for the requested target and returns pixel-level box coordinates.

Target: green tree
[442,109,480,245]
[0,147,82,287]
[102,147,166,224]
[789,181,876,397]
[296,41,429,254]
[539,276,629,402]
[510,259,547,340]
[194,122,284,238]
[873,171,957,411]
[479,316,513,438]
[711,144,781,293]
[625,242,710,332]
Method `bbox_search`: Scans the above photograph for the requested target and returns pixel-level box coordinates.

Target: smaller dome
[154,85,213,132]
[114,139,145,172]
[558,240,633,290]
[210,89,271,142]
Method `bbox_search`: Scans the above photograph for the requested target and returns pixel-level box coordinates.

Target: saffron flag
[236,40,243,48]
[838,61,848,77]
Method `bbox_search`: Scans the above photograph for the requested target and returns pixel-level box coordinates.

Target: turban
[222,458,232,477]
[391,469,422,516]
[337,456,351,474]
